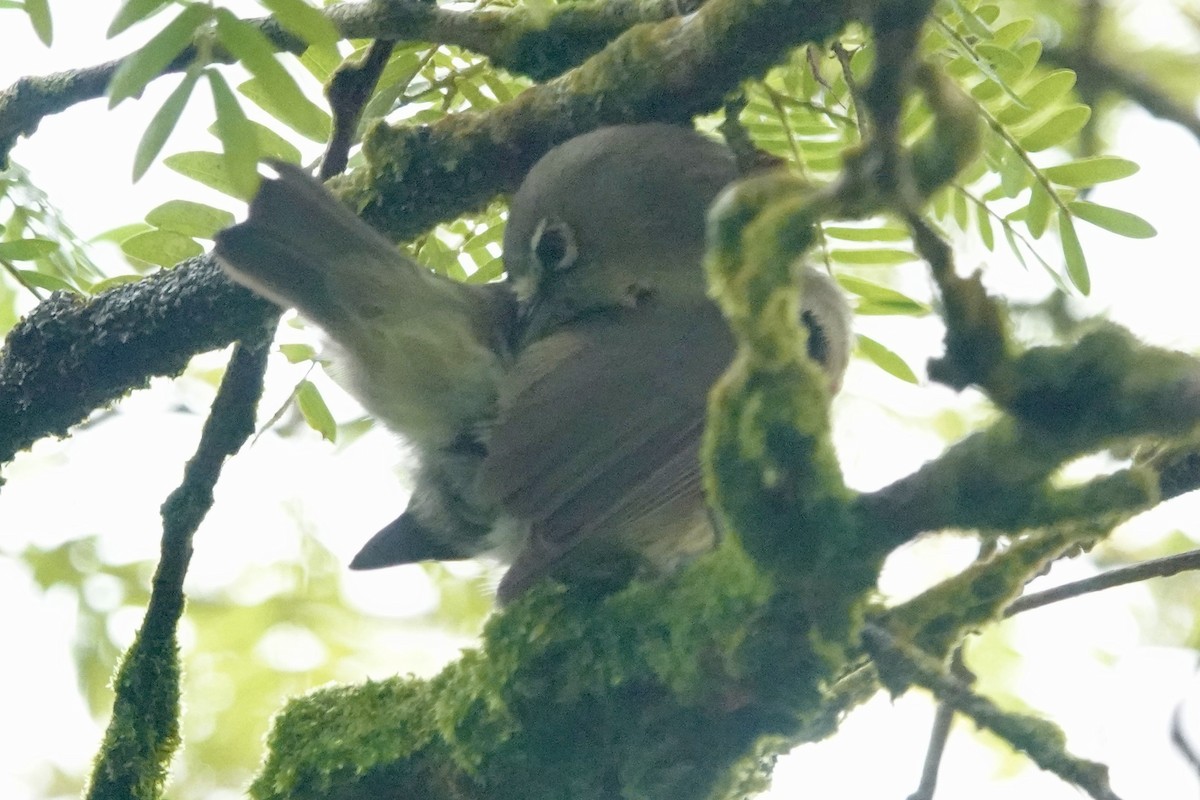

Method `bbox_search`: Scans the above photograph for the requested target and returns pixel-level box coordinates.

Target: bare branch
[1006,547,1200,616]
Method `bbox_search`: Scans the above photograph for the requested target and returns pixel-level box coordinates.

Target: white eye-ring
[530,218,578,273]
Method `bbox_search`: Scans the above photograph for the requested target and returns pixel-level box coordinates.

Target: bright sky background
[3,2,1200,799]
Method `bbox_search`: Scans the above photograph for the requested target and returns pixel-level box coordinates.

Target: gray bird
[215,124,851,602]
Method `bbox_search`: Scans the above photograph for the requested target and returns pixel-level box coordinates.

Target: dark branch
[0,0,702,166]
[0,256,275,473]
[320,38,397,180]
[86,331,271,798]
[1043,45,1200,147]
[1006,547,1200,616]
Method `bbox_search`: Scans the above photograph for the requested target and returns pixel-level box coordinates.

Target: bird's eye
[531,219,577,273]
[801,309,830,366]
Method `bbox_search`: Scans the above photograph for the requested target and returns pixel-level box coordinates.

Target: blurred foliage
[19,532,493,799]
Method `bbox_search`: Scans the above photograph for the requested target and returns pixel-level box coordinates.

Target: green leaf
[823,225,910,242]
[206,119,302,163]
[296,379,337,442]
[260,0,339,47]
[133,69,200,181]
[0,238,58,260]
[299,41,344,80]
[215,9,330,141]
[975,200,995,251]
[1024,183,1053,239]
[997,69,1075,126]
[856,334,919,383]
[146,199,235,239]
[164,151,248,199]
[120,229,204,267]
[108,4,210,107]
[1058,215,1090,294]
[91,223,154,244]
[1068,201,1157,239]
[837,275,929,316]
[1042,156,1139,188]
[279,343,317,363]
[16,270,76,293]
[207,69,261,198]
[25,0,52,44]
[109,0,170,37]
[88,274,145,294]
[251,121,303,163]
[1018,104,1091,152]
[829,248,916,266]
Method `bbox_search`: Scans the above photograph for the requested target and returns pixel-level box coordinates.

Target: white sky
[2,2,1200,799]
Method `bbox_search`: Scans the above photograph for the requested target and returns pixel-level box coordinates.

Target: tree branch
[1043,44,1200,147]
[86,331,271,799]
[0,256,275,473]
[1006,547,1200,616]
[0,0,703,166]
[862,624,1122,800]
[0,0,863,475]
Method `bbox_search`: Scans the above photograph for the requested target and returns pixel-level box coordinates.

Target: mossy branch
[0,0,703,166]
[0,0,865,476]
[85,333,270,799]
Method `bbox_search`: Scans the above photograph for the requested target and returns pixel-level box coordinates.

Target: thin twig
[1006,548,1200,616]
[863,624,1123,800]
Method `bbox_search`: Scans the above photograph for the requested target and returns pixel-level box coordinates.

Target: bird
[215,123,851,603]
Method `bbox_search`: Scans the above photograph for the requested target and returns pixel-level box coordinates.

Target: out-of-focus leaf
[1059,215,1089,295]
[121,229,204,267]
[838,275,930,316]
[251,122,304,163]
[25,0,52,44]
[260,0,339,47]
[108,0,170,37]
[133,69,200,181]
[1025,183,1053,239]
[823,225,910,242]
[998,69,1076,126]
[207,69,261,198]
[1069,201,1157,239]
[164,151,247,199]
[1043,156,1139,188]
[16,270,76,293]
[108,4,210,107]
[91,223,154,244]
[216,9,331,141]
[830,248,916,265]
[88,274,145,293]
[299,41,343,80]
[0,238,58,260]
[279,343,318,363]
[296,379,337,442]
[1018,104,1091,152]
[976,199,995,251]
[146,199,235,239]
[856,334,920,383]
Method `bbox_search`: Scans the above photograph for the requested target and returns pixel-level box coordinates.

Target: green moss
[85,629,182,800]
[879,525,1102,661]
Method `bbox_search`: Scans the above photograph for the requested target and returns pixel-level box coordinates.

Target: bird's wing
[478,302,734,598]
